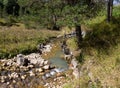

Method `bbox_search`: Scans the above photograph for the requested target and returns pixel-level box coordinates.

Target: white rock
[16,54,24,66]
[57,35,62,38]
[43,65,49,70]
[6,82,10,85]
[39,59,44,66]
[1,79,5,83]
[53,68,64,73]
[10,72,18,79]
[44,60,48,65]
[70,58,78,69]
[13,80,16,83]
[50,70,56,76]
[36,68,43,72]
[28,64,34,68]
[42,75,46,80]
[43,44,52,52]
[44,83,49,86]
[29,71,35,76]
[21,75,26,80]
[45,73,51,78]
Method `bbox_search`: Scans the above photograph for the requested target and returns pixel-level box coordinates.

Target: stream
[0,34,75,88]
[49,50,68,70]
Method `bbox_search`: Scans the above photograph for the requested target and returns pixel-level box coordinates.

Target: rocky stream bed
[0,34,79,88]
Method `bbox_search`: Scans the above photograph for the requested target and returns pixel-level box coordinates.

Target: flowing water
[49,38,69,71]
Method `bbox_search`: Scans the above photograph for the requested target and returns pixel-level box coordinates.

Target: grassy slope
[63,44,120,88]
[0,24,59,59]
[63,6,120,88]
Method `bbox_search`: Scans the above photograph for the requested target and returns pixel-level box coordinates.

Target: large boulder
[42,44,52,53]
[25,53,44,65]
[16,54,30,66]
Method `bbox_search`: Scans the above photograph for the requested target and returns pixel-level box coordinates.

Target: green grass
[63,6,120,88]
[82,16,120,53]
[0,26,59,59]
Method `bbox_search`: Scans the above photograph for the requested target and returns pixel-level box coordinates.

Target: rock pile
[0,52,65,88]
[37,43,52,55]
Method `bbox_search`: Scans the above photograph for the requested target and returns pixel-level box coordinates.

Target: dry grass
[63,44,120,88]
[0,25,60,58]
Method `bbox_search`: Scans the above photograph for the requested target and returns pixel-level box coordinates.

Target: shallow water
[49,50,68,70]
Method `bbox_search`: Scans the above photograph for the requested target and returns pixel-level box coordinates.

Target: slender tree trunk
[107,0,113,22]
[0,4,4,18]
[75,25,82,48]
[0,8,2,17]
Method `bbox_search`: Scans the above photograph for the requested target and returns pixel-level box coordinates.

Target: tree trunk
[0,8,2,17]
[107,0,113,22]
[0,3,4,18]
[75,25,82,48]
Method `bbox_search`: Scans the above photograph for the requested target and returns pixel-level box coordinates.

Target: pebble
[21,75,26,80]
[43,65,50,70]
[29,71,35,76]
[45,73,51,78]
[7,82,10,85]
[36,68,43,72]
[13,80,16,83]
[50,70,56,76]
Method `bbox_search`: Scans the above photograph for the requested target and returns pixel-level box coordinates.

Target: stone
[6,82,10,85]
[44,83,49,87]
[23,58,30,66]
[44,60,48,65]
[73,68,79,79]
[53,68,65,73]
[27,64,34,68]
[42,75,46,80]
[1,79,5,83]
[43,65,50,70]
[6,60,13,66]
[50,70,56,76]
[49,65,55,69]
[63,48,70,55]
[21,75,26,80]
[43,44,52,53]
[36,68,43,72]
[26,53,44,65]
[10,72,18,79]
[38,59,44,66]
[29,71,35,76]
[13,80,16,83]
[70,58,78,69]
[81,30,86,38]
[16,54,24,66]
[45,73,51,78]
[64,54,72,61]
[57,35,62,38]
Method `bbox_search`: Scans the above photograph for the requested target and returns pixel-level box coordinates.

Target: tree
[0,0,4,17]
[5,0,20,16]
[107,0,113,22]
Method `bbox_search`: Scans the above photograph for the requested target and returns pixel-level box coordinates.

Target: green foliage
[113,6,120,17]
[1,0,106,29]
[17,0,29,6]
[3,0,8,5]
[83,5,120,51]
